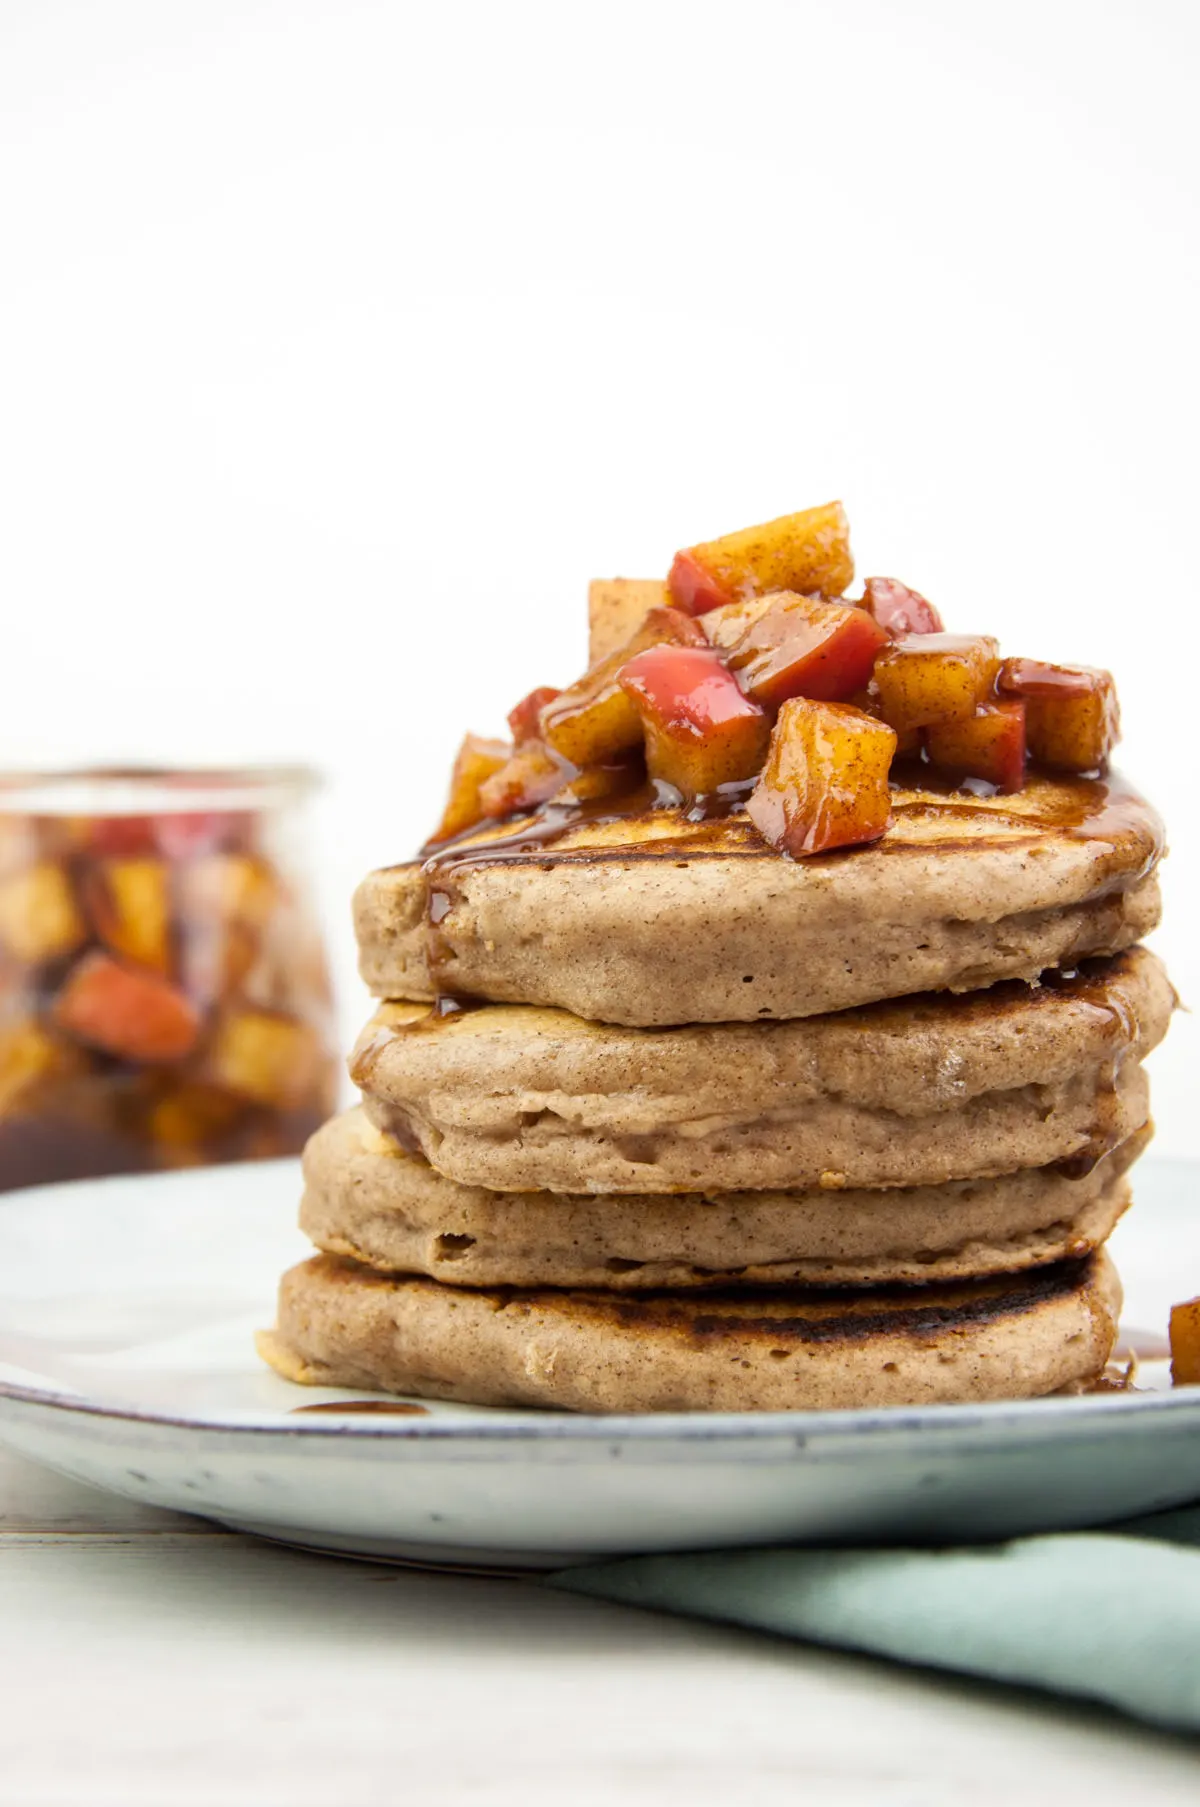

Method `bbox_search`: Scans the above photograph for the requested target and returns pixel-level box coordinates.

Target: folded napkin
[549,1503,1200,1735]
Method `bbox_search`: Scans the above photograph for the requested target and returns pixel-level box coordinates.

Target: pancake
[354,772,1164,1025]
[302,1107,1145,1289]
[352,947,1173,1194]
[257,1249,1122,1412]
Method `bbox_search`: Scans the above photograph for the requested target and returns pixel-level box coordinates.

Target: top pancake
[355,771,1163,1024]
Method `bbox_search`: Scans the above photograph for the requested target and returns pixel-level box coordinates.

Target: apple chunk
[540,607,705,767]
[507,687,562,745]
[87,857,172,974]
[618,646,770,802]
[1170,1297,1200,1385]
[703,591,887,708]
[668,501,854,614]
[54,952,201,1062]
[997,660,1120,772]
[873,634,1000,732]
[206,1008,321,1107]
[588,579,667,664]
[477,741,572,818]
[925,700,1027,793]
[747,700,897,857]
[0,1018,87,1116]
[0,862,85,965]
[429,734,512,844]
[849,687,921,757]
[861,577,944,637]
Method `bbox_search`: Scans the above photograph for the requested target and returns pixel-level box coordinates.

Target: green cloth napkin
[549,1504,1200,1735]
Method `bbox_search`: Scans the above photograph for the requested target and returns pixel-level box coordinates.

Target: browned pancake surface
[258,1249,1121,1412]
[355,772,1164,1024]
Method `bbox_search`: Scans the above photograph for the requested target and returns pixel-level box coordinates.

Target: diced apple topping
[703,591,887,709]
[861,577,944,637]
[0,862,85,965]
[665,550,731,616]
[747,700,897,857]
[1170,1298,1200,1385]
[997,660,1120,773]
[418,501,1133,862]
[87,857,172,974]
[668,502,854,614]
[849,687,922,757]
[873,634,1000,732]
[478,741,572,818]
[550,756,645,808]
[54,952,202,1063]
[925,700,1027,793]
[588,579,668,665]
[507,686,562,745]
[618,646,770,802]
[429,734,512,844]
[540,607,706,766]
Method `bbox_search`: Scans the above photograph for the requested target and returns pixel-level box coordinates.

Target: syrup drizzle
[1039,961,1143,1179]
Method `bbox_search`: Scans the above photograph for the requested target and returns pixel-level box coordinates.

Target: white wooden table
[1,1441,1196,1806]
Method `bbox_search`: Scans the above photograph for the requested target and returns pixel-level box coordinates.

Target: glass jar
[0,766,339,1190]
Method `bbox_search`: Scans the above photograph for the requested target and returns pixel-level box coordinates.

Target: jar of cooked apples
[0,767,340,1190]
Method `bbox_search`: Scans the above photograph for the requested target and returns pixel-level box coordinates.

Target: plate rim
[1,1371,1196,1446]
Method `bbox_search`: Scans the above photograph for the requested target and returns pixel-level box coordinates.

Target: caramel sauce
[1038,961,1142,1178]
[1075,1326,1173,1393]
[1082,1367,1140,1395]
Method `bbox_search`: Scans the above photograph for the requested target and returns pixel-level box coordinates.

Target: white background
[0,0,1194,1146]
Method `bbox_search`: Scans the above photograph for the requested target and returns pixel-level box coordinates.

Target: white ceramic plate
[0,1159,1196,1570]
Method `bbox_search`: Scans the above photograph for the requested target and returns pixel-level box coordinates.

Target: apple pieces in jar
[0,862,86,965]
[0,793,338,1190]
[206,1009,324,1109]
[0,1018,89,1116]
[618,646,770,802]
[748,700,897,857]
[667,502,854,614]
[54,952,202,1064]
[86,857,172,974]
[175,852,283,998]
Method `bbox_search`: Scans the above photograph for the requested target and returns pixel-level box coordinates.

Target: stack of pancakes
[260,767,1172,1413]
